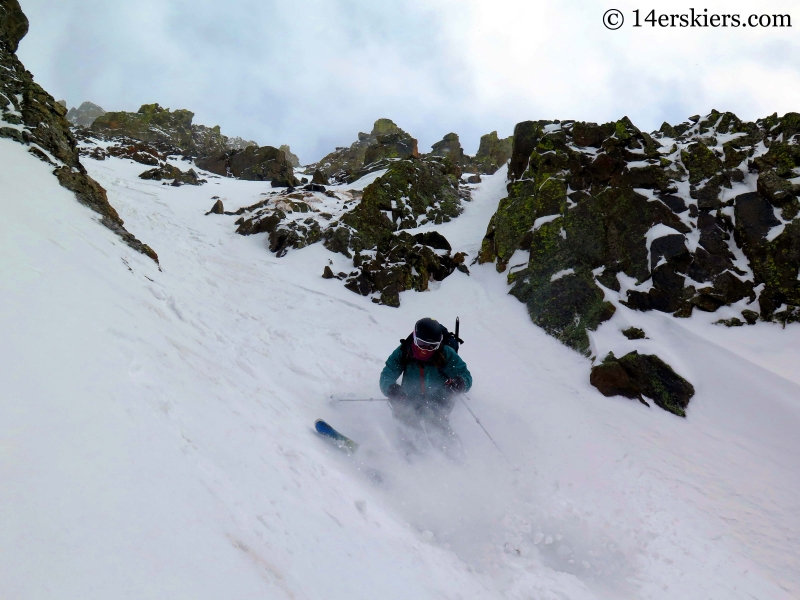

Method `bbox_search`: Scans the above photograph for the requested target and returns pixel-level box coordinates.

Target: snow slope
[1,138,799,599]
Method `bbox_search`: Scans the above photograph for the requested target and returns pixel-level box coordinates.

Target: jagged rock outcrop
[190,124,228,159]
[0,0,156,263]
[0,0,26,53]
[341,231,467,307]
[280,144,300,167]
[91,103,195,152]
[336,156,464,250]
[429,132,466,164]
[472,131,514,175]
[479,112,800,341]
[90,103,255,160]
[65,101,105,127]
[195,144,299,187]
[233,155,469,305]
[313,118,418,183]
[478,109,800,414]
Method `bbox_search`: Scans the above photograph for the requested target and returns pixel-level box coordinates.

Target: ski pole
[330,397,388,402]
[459,395,515,469]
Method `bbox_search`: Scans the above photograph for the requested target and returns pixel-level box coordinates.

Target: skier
[380,318,472,457]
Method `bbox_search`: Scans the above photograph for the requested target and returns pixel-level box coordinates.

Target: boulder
[206,199,224,215]
[225,136,258,151]
[312,169,329,185]
[591,352,695,417]
[621,327,646,340]
[191,124,228,160]
[139,164,205,186]
[234,155,469,306]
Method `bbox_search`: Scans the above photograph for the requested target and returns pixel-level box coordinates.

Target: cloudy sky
[16,0,800,162]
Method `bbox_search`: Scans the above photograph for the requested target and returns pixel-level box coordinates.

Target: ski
[315,419,359,453]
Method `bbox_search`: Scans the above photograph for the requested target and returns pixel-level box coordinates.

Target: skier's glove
[444,377,466,394]
[386,383,405,399]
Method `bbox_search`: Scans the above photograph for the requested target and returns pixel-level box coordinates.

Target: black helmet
[414,317,443,351]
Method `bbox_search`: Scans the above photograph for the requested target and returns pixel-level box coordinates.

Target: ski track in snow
[1,136,799,599]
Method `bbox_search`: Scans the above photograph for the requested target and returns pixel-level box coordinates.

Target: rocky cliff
[313,118,419,183]
[0,0,156,262]
[90,103,258,161]
[477,110,800,414]
[230,154,469,306]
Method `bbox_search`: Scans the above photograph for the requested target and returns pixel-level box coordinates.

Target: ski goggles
[413,331,442,351]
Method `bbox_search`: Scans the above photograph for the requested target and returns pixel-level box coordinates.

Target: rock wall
[426,130,513,175]
[232,155,469,306]
[90,103,257,161]
[473,131,513,175]
[478,110,800,414]
[0,0,157,263]
[313,118,418,183]
[195,144,299,187]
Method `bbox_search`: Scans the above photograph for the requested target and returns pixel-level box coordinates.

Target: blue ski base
[315,419,358,453]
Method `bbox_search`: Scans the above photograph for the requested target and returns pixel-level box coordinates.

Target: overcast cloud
[16,0,800,162]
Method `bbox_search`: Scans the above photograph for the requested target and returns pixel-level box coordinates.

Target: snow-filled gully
[1,138,799,600]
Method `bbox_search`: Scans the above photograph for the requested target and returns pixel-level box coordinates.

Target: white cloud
[16,0,800,162]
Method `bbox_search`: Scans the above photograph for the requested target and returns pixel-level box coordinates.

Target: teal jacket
[379,341,473,399]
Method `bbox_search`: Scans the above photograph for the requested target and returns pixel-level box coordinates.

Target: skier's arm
[445,351,472,392]
[379,347,405,396]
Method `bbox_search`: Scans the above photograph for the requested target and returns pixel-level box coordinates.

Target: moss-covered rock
[479,130,515,173]
[343,231,463,307]
[429,132,465,164]
[363,131,418,166]
[591,351,695,417]
[89,103,251,160]
[313,118,417,183]
[92,103,196,152]
[342,156,464,252]
[196,145,299,187]
[0,0,156,263]
[0,0,27,53]
[478,110,800,358]
[233,155,469,306]
[622,327,646,340]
